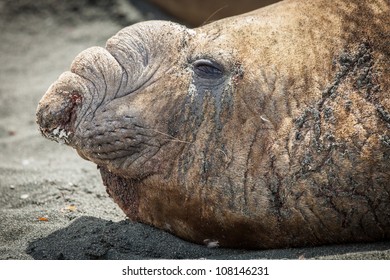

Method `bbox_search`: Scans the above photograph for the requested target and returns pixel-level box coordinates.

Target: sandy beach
[0,0,389,260]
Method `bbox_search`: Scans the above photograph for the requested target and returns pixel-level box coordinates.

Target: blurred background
[147,0,280,26]
[0,0,280,27]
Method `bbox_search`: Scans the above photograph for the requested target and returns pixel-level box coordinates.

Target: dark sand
[0,0,389,260]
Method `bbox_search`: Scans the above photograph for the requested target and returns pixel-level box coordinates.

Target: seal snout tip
[36,88,82,145]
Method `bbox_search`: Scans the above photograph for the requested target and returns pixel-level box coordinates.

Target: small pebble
[9,185,15,190]
[203,239,220,248]
[20,194,29,199]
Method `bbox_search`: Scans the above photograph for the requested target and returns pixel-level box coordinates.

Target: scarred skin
[36,0,390,249]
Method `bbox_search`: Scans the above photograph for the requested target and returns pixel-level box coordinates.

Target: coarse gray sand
[0,0,389,260]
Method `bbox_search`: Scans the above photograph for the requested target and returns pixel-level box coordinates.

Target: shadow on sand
[26,216,390,260]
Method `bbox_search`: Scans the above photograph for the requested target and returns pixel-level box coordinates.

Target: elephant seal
[36,0,390,249]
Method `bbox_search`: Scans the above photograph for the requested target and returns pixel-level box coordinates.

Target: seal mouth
[74,117,161,172]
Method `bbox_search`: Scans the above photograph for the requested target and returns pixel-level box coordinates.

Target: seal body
[36,0,390,249]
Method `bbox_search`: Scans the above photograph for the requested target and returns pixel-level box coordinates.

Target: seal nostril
[70,90,83,105]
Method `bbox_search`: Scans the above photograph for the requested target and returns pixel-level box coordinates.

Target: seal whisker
[201,5,229,26]
[148,128,193,144]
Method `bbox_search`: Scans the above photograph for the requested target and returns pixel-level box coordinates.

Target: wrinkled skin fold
[36,0,390,249]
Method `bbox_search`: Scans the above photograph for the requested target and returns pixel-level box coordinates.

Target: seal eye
[193,59,224,79]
